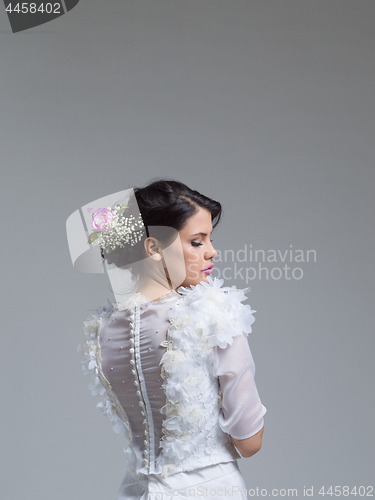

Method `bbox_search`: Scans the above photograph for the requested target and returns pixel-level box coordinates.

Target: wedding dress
[82,277,267,499]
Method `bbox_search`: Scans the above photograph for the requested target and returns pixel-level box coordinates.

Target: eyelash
[191,239,213,247]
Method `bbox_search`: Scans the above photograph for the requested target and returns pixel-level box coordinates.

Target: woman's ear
[144,237,163,261]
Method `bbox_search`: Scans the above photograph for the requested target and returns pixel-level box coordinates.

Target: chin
[179,273,205,288]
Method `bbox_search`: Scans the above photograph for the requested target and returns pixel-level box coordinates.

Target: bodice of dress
[82,277,267,478]
[100,293,180,475]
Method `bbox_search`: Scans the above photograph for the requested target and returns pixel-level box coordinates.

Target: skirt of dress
[116,461,248,500]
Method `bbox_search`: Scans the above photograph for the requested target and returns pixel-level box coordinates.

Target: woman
[70,180,266,499]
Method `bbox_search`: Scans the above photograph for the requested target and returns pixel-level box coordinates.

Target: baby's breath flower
[87,203,145,253]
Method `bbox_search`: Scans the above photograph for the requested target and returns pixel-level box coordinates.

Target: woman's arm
[213,332,267,457]
[230,419,264,458]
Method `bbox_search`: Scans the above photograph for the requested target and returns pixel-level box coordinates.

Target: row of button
[129,309,150,467]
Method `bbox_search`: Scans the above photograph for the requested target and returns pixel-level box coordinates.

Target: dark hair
[134,179,222,233]
[102,180,221,266]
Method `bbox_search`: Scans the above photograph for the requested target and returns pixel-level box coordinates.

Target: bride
[67,179,266,499]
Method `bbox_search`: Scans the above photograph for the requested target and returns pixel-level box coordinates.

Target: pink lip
[202,264,214,274]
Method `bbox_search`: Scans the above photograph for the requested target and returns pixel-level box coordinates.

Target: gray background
[1,1,374,499]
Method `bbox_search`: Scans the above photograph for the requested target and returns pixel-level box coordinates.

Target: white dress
[82,277,267,499]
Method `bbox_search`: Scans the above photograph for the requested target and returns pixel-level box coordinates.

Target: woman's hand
[230,420,264,458]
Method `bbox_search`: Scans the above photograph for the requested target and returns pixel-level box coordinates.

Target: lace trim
[117,289,178,311]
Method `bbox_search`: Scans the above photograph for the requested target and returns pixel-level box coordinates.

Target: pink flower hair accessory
[87,203,145,254]
[91,208,115,231]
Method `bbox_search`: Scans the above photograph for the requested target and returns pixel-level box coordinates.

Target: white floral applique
[159,276,256,476]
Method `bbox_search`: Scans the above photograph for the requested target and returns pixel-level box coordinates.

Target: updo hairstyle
[102,179,221,267]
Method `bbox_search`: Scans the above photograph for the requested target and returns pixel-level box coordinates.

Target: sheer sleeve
[213,332,267,440]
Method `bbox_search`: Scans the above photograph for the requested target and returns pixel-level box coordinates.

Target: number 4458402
[319,485,373,496]
[5,3,62,14]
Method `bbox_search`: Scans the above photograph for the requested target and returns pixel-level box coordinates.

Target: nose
[205,241,218,260]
